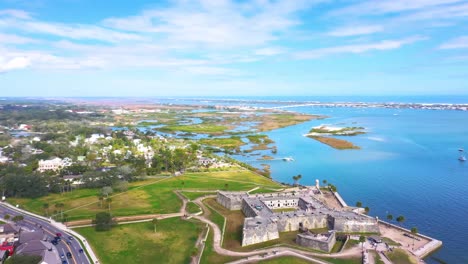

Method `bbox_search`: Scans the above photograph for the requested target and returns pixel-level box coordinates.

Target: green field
[187,202,202,214]
[76,218,201,264]
[8,170,281,221]
[181,191,217,201]
[386,248,417,264]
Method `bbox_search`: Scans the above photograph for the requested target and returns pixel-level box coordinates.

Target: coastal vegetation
[308,136,360,150]
[305,124,365,150]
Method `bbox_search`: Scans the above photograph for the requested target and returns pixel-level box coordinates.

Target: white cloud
[102,0,316,48]
[254,47,285,56]
[0,33,36,44]
[295,36,427,59]
[331,0,465,16]
[328,25,383,37]
[0,9,30,19]
[439,36,468,49]
[0,56,31,72]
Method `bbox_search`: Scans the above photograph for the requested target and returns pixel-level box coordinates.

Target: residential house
[15,230,60,264]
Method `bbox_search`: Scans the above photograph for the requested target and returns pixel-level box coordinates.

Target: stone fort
[216,183,379,250]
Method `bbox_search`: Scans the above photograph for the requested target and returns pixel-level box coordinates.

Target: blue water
[242,106,468,264]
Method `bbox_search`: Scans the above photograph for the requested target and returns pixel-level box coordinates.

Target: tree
[12,215,24,223]
[98,194,104,208]
[101,186,113,197]
[411,227,418,249]
[55,203,65,220]
[106,198,112,212]
[113,180,128,192]
[43,203,49,217]
[292,174,302,186]
[364,206,370,214]
[181,181,185,190]
[356,201,362,207]
[152,218,158,233]
[359,235,366,249]
[4,214,10,221]
[224,183,229,190]
[396,215,405,226]
[93,212,115,231]
[387,214,393,221]
[322,179,327,185]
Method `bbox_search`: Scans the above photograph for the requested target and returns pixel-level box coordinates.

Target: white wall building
[38,157,72,172]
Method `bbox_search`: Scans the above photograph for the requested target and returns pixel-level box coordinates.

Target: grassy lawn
[8,170,280,222]
[382,237,401,246]
[317,256,362,264]
[272,208,297,213]
[76,218,201,264]
[181,191,217,201]
[373,251,385,264]
[187,202,202,214]
[200,228,239,264]
[255,256,313,264]
[386,248,417,264]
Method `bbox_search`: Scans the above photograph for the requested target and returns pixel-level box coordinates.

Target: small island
[306,125,365,150]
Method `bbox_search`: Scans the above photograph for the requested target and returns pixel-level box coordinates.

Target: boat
[459,156,466,162]
[282,157,294,162]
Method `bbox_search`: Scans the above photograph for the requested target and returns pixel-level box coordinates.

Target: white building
[38,158,72,172]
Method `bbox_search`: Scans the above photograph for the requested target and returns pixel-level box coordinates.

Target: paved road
[0,203,90,264]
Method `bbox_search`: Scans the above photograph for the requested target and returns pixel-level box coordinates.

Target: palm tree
[152,218,158,233]
[98,194,104,208]
[364,206,370,214]
[107,198,112,212]
[356,201,362,207]
[322,179,327,185]
[43,203,49,217]
[411,227,418,249]
[396,215,405,226]
[55,203,64,220]
[292,174,302,186]
[359,235,366,250]
[387,214,393,221]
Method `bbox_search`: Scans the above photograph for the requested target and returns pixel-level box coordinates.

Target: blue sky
[0,0,467,96]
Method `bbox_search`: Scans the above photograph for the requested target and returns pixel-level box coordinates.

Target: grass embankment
[308,136,360,150]
[9,169,281,221]
[76,218,200,264]
[386,248,417,264]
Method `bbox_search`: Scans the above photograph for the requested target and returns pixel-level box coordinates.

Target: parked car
[78,249,84,253]
[66,252,72,259]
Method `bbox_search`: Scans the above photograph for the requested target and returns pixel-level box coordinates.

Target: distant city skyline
[0,0,467,96]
